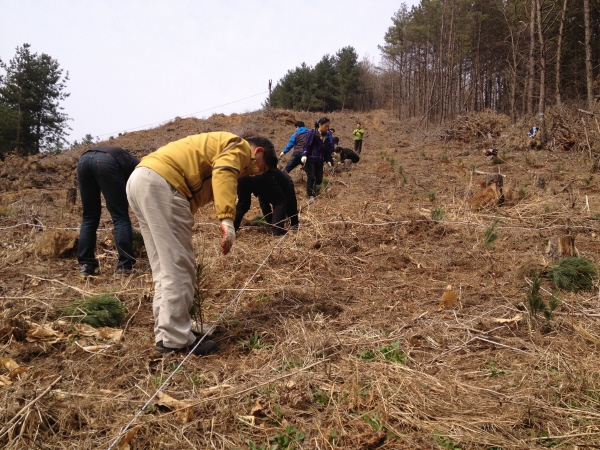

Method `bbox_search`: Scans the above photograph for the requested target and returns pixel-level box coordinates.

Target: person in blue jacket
[301,117,334,198]
[280,121,310,173]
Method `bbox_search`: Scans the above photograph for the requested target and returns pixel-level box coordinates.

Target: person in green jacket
[352,122,365,154]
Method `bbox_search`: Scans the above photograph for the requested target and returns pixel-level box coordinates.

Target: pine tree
[0,44,70,156]
[335,46,360,110]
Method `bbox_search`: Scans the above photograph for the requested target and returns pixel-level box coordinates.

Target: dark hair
[315,117,330,129]
[333,136,339,145]
[245,136,277,169]
[294,120,305,128]
[356,122,362,127]
[330,128,335,133]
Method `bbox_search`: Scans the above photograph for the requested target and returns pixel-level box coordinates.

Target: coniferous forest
[269,0,599,130]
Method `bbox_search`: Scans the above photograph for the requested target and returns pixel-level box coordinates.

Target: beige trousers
[126,167,196,348]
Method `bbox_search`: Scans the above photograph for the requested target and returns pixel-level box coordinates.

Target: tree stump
[66,188,77,212]
[546,235,577,260]
[484,173,504,189]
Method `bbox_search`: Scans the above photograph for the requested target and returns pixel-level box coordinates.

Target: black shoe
[80,264,100,278]
[155,338,217,356]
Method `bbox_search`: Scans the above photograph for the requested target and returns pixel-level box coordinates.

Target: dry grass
[1,108,600,449]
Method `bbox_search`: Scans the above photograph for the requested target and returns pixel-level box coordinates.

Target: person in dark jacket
[258,168,299,232]
[280,121,310,173]
[234,147,289,235]
[301,117,334,198]
[77,146,139,277]
[333,137,360,171]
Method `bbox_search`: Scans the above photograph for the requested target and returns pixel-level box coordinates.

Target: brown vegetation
[1,107,600,449]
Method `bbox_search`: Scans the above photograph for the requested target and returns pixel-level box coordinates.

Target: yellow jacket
[138,132,258,219]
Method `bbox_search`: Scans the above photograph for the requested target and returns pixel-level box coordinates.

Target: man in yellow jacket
[126,133,275,356]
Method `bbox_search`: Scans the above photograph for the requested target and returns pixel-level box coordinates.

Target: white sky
[1,0,420,144]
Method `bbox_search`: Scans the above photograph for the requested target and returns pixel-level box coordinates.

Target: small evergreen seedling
[482,219,500,249]
[545,257,597,292]
[131,228,145,256]
[250,214,268,227]
[431,207,444,223]
[527,272,561,321]
[63,295,126,327]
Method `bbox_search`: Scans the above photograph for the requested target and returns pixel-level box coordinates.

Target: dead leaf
[74,323,98,336]
[97,327,123,342]
[491,313,523,324]
[1,357,19,371]
[9,366,30,379]
[440,291,457,308]
[26,323,63,342]
[250,399,265,417]
[118,425,142,450]
[0,375,12,386]
[155,392,193,423]
[74,324,123,342]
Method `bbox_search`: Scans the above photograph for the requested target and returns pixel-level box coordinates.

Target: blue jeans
[77,151,135,269]
[284,151,304,173]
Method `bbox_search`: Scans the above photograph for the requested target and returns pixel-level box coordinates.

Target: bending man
[127,133,274,356]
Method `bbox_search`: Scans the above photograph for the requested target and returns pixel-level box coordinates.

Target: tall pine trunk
[535,0,546,145]
[584,0,594,110]
[555,0,568,107]
[527,0,536,115]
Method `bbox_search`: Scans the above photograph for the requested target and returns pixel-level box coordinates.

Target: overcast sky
[1,0,419,144]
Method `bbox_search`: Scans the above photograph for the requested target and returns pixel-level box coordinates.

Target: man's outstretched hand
[220,218,235,255]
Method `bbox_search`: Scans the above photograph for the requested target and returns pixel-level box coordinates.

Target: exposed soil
[1,107,600,449]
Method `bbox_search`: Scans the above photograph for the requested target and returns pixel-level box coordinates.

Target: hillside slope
[1,108,600,449]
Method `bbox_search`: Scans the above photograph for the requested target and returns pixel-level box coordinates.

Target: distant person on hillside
[333,136,360,171]
[280,121,310,173]
[126,133,274,357]
[352,122,365,154]
[76,146,139,278]
[301,117,334,199]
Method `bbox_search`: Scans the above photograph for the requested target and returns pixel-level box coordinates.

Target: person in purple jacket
[300,117,334,199]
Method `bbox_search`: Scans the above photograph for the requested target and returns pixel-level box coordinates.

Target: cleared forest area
[1,107,600,449]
